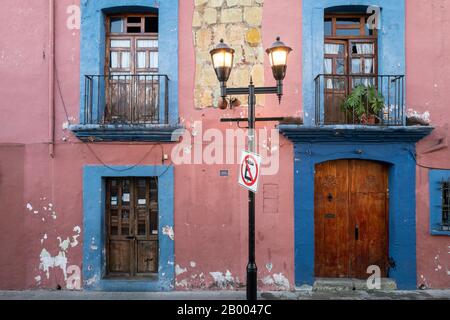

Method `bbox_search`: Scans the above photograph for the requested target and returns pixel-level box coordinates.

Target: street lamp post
[210,37,292,301]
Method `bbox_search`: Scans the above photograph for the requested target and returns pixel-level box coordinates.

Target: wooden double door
[314,160,389,278]
[105,177,159,278]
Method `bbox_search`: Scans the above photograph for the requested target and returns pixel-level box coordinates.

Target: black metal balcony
[83,74,169,125]
[314,74,405,126]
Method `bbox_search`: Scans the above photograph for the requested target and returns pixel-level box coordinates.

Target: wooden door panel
[315,160,350,278]
[109,240,132,274]
[106,177,159,278]
[315,160,388,279]
[136,241,158,274]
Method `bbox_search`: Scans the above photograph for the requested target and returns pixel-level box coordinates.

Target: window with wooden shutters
[105,14,160,124]
[323,13,378,124]
[106,177,159,278]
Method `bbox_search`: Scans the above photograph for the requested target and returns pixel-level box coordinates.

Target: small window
[429,170,450,235]
[441,180,450,231]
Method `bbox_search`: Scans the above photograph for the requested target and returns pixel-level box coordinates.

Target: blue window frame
[82,165,175,291]
[302,0,406,126]
[429,170,450,236]
[71,0,182,142]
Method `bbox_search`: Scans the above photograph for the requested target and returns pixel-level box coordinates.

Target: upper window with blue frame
[429,170,450,235]
[71,0,181,143]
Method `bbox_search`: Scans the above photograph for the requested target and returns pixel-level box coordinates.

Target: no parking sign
[238,150,262,193]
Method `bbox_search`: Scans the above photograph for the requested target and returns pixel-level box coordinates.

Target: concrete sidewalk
[1,289,450,300]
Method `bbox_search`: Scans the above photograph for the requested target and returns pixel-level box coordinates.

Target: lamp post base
[246,263,258,301]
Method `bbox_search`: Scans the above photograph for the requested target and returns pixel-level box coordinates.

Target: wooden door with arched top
[314,160,389,279]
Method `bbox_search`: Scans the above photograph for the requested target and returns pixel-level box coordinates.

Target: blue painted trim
[293,142,418,290]
[429,170,450,236]
[82,165,175,291]
[79,0,179,131]
[279,125,433,143]
[302,0,406,125]
[69,124,184,142]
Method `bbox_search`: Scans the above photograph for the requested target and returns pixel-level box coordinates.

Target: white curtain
[324,44,340,88]
[355,44,374,86]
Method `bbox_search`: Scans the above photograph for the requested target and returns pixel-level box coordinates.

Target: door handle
[355,225,359,241]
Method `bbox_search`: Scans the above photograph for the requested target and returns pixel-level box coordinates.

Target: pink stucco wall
[0,0,448,291]
[407,0,450,289]
[0,0,300,290]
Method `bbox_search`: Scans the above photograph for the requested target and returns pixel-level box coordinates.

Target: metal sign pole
[247,79,257,301]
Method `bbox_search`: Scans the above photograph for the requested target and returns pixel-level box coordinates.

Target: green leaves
[341,84,385,122]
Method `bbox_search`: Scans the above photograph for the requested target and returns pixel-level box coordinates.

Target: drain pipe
[48,0,55,158]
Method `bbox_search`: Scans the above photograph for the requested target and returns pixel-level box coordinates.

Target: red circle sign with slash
[241,154,259,187]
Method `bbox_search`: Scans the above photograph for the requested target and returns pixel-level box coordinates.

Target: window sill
[430,226,450,236]
[278,125,434,143]
[69,124,184,142]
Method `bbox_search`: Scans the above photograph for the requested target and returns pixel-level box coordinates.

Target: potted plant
[341,84,385,124]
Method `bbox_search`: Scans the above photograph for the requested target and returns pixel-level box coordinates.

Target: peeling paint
[209,270,236,289]
[190,261,197,268]
[84,275,98,286]
[39,248,68,280]
[162,226,174,240]
[266,263,273,273]
[26,203,33,211]
[175,264,187,276]
[262,273,290,290]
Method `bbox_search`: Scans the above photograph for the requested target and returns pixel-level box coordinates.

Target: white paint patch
[190,261,197,268]
[262,273,291,290]
[39,248,68,280]
[84,275,98,286]
[35,276,41,283]
[40,234,48,245]
[71,226,81,247]
[209,270,235,289]
[266,263,273,273]
[26,203,33,211]
[162,226,174,240]
[58,237,71,251]
[262,275,274,285]
[176,279,188,288]
[175,264,187,276]
[34,211,39,214]
[273,273,290,290]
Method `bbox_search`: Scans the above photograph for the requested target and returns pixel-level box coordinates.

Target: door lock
[355,225,359,240]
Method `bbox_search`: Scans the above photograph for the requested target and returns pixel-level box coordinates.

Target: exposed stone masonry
[193,0,265,108]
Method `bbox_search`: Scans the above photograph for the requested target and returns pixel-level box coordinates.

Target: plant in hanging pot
[341,84,385,125]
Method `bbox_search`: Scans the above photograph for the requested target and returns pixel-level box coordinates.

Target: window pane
[336,28,361,36]
[364,58,374,74]
[111,40,130,48]
[137,52,147,68]
[150,52,158,69]
[324,44,344,55]
[137,40,158,48]
[110,18,123,33]
[111,52,119,68]
[352,58,361,73]
[324,58,332,74]
[121,52,130,69]
[336,18,360,25]
[145,16,158,33]
[127,26,141,33]
[127,17,141,24]
[336,59,345,74]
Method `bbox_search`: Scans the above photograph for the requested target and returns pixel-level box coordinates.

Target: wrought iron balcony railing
[314,74,405,126]
[83,74,169,125]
